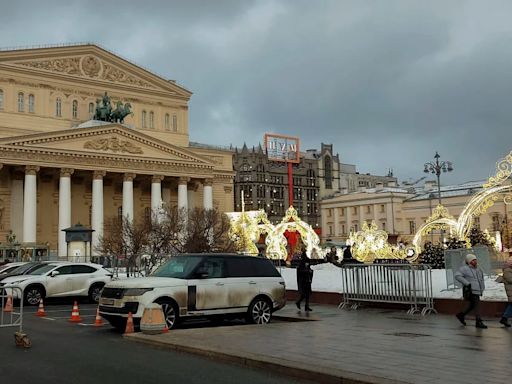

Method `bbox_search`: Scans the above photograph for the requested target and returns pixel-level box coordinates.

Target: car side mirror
[50,270,60,277]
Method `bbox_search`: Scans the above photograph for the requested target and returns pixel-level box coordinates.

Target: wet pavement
[126,303,511,384]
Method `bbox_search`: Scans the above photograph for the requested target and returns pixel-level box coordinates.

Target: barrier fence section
[1,286,24,332]
[338,264,436,316]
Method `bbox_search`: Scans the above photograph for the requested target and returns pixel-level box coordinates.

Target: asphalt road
[0,301,310,384]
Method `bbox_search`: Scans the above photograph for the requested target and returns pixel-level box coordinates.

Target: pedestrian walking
[499,256,512,327]
[454,253,487,329]
[326,246,338,264]
[295,249,313,311]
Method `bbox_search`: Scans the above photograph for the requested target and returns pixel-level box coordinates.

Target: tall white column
[92,170,106,256]
[10,171,24,241]
[123,173,136,223]
[23,165,39,243]
[178,177,189,212]
[203,179,213,210]
[58,168,74,257]
[151,175,163,216]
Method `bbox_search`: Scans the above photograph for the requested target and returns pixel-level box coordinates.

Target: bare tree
[183,207,236,253]
[98,206,236,276]
[96,216,149,277]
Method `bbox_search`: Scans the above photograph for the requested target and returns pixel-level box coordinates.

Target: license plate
[100,298,114,306]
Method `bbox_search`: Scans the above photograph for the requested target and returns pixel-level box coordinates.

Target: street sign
[264,133,300,164]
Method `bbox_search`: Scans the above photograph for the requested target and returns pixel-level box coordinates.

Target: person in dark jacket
[454,253,487,329]
[343,245,353,261]
[295,249,314,311]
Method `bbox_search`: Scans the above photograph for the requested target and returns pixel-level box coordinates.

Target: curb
[123,332,409,384]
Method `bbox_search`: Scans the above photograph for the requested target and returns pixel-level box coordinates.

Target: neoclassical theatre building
[0,44,234,259]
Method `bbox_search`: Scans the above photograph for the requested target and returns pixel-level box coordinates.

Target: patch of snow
[278,264,508,301]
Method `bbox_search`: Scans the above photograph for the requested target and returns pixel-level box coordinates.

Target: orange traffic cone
[162,324,169,334]
[94,307,104,327]
[69,301,82,323]
[36,299,46,317]
[124,312,134,334]
[4,295,13,312]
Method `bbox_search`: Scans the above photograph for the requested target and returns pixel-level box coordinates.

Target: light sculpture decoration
[412,151,512,256]
[348,221,411,263]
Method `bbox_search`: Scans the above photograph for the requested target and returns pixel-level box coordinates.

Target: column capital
[203,179,214,187]
[25,165,40,175]
[93,170,106,180]
[124,173,136,182]
[178,176,190,185]
[152,175,164,183]
[60,168,74,177]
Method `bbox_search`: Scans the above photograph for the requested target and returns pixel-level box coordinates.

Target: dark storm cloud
[2,0,512,184]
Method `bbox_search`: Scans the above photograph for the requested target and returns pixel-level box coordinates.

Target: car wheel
[155,300,180,330]
[247,297,272,325]
[88,283,104,303]
[24,285,45,306]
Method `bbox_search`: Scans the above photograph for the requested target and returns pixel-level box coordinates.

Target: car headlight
[5,280,25,285]
[123,288,153,296]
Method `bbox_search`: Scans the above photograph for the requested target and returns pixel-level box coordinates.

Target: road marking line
[40,317,56,321]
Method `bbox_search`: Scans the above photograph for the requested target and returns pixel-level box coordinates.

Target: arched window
[324,156,332,189]
[141,110,147,128]
[17,92,24,112]
[172,114,177,132]
[149,111,154,129]
[72,100,78,119]
[164,113,170,130]
[28,94,35,113]
[56,98,62,117]
[0,89,3,110]
[88,102,94,117]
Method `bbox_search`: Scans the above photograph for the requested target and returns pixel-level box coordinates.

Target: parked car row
[0,261,113,305]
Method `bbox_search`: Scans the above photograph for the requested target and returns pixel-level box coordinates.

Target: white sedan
[0,262,113,305]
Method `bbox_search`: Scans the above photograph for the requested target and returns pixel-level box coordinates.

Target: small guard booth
[62,223,94,262]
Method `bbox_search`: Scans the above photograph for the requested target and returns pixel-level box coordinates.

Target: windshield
[151,256,203,279]
[9,263,38,275]
[28,264,59,275]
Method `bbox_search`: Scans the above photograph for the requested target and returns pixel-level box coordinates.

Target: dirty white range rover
[99,254,286,330]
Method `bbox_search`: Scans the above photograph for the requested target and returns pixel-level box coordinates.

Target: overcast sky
[2,0,512,185]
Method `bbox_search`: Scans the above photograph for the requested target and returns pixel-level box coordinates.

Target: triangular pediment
[0,44,191,97]
[0,123,211,166]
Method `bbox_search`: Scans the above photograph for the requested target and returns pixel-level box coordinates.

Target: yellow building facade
[0,44,233,258]
[321,180,510,246]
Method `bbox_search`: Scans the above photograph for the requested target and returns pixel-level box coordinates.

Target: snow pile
[278,264,508,301]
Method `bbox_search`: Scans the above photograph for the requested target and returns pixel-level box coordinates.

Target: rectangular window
[329,225,333,236]
[340,207,345,217]
[492,215,500,232]
[165,114,170,130]
[380,204,385,213]
[172,114,178,132]
[353,207,358,215]
[409,220,416,234]
[29,94,35,113]
[341,224,345,234]
[382,222,386,231]
[366,205,371,213]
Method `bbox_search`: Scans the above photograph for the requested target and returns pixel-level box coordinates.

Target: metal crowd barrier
[1,286,30,347]
[338,264,437,316]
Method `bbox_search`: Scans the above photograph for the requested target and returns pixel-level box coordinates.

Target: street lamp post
[424,151,453,206]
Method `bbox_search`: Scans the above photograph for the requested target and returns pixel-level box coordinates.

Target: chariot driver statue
[93,91,132,123]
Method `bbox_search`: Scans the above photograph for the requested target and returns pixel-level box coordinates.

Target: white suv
[99,254,286,330]
[1,262,113,305]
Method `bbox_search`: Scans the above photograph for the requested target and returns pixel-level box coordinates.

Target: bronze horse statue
[110,101,133,123]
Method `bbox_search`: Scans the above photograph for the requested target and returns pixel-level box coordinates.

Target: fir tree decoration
[468,226,491,247]
[419,242,445,269]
